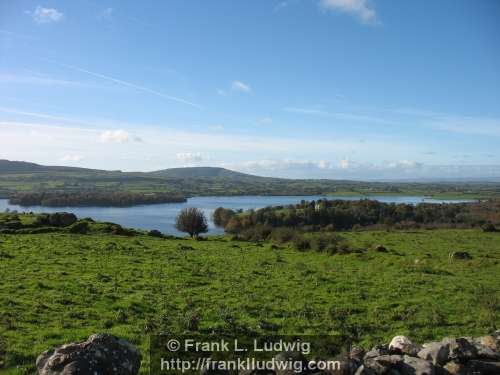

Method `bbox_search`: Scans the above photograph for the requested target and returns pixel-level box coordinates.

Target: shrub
[148,229,164,238]
[482,223,497,232]
[269,227,296,244]
[292,235,311,251]
[68,221,90,234]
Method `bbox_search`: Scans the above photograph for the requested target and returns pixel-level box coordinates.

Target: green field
[1,227,499,374]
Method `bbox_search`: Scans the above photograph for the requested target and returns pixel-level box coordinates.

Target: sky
[1,0,499,180]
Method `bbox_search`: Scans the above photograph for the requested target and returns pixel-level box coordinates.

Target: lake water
[0,195,476,235]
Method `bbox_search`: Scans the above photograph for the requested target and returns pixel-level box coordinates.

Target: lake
[0,195,476,235]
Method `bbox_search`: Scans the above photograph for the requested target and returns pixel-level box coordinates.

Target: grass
[0,229,499,374]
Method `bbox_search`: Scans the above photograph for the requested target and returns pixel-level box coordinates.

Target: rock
[364,345,391,360]
[418,342,450,366]
[443,361,473,375]
[364,354,404,374]
[350,346,365,362]
[389,336,421,356]
[400,355,434,375]
[448,251,472,260]
[478,334,500,351]
[374,245,388,253]
[353,365,376,375]
[441,338,477,361]
[36,333,141,375]
[467,360,500,374]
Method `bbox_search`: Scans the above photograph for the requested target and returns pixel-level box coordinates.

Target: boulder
[389,336,421,356]
[400,355,434,375]
[374,245,388,253]
[36,333,141,375]
[443,361,473,375]
[364,345,391,360]
[364,354,404,374]
[467,360,500,375]
[418,342,450,366]
[350,346,366,362]
[441,338,477,361]
[353,365,376,375]
[448,251,472,260]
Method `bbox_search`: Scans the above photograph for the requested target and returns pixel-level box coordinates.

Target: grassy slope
[0,229,499,374]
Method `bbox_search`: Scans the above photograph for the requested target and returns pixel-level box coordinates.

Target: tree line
[213,199,500,233]
[9,191,186,207]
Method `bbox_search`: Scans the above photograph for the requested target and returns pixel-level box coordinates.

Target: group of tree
[214,199,500,234]
[9,191,186,207]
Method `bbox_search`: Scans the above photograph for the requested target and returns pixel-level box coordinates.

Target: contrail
[43,59,202,109]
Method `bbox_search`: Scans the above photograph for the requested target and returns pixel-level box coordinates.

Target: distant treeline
[9,191,186,207]
[214,199,500,233]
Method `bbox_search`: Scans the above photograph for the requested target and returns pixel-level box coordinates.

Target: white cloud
[100,129,140,143]
[60,154,84,162]
[208,125,224,131]
[259,117,273,124]
[30,6,64,24]
[320,0,378,25]
[232,80,251,93]
[176,152,204,164]
[339,159,350,169]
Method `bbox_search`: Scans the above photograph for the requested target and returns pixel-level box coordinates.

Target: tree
[212,207,235,227]
[175,208,208,238]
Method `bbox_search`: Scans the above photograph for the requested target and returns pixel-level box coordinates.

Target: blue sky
[1,0,499,179]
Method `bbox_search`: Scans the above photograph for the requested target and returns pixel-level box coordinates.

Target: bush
[68,221,90,234]
[292,235,311,251]
[239,225,272,241]
[482,223,497,232]
[148,229,164,238]
[269,227,296,244]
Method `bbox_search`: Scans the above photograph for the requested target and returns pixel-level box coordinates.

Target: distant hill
[150,166,271,180]
[0,159,105,174]
[0,159,499,203]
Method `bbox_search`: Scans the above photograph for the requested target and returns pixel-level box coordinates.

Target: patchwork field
[0,229,499,374]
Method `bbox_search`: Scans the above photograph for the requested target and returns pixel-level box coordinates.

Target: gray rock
[389,336,421,356]
[466,360,500,375]
[350,346,365,362]
[364,345,391,360]
[400,355,434,375]
[441,338,477,361]
[364,354,404,374]
[418,342,450,366]
[442,361,473,375]
[36,333,141,375]
[448,251,472,260]
[353,365,376,375]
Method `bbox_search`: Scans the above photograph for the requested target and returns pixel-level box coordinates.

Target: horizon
[1,1,500,180]
[3,158,500,183]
